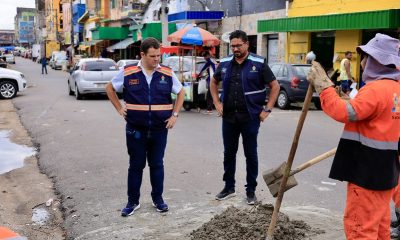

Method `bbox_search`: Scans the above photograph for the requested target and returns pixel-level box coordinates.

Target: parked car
[2,54,15,64]
[116,59,139,69]
[0,67,27,99]
[268,63,321,109]
[49,51,65,69]
[52,53,69,70]
[67,58,119,100]
[162,56,206,82]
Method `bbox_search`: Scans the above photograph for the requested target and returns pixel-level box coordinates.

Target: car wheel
[0,81,17,99]
[75,84,83,100]
[183,102,191,111]
[68,81,74,96]
[276,90,290,109]
[313,98,322,110]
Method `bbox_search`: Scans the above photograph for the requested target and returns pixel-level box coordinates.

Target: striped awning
[107,38,135,51]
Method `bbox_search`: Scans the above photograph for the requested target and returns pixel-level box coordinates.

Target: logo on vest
[159,75,167,84]
[129,79,139,85]
[392,93,400,119]
[250,65,258,73]
[221,68,227,74]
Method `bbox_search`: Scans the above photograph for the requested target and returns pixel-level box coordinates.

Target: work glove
[307,61,334,94]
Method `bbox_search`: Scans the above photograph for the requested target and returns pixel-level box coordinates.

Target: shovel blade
[263,161,287,185]
[268,175,298,198]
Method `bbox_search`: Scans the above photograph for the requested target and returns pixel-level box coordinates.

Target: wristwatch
[263,107,272,113]
[172,112,179,117]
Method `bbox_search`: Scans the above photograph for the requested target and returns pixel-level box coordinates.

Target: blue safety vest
[123,64,173,130]
[219,53,267,119]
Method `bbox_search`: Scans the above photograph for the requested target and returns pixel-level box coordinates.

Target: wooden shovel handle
[266,84,314,239]
[290,148,337,176]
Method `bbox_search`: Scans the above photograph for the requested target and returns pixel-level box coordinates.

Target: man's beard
[234,51,242,57]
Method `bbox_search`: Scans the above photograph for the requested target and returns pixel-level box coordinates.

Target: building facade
[0,30,15,47]
[14,8,37,47]
[258,0,400,80]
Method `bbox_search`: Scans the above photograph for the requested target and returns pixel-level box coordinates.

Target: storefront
[258,9,400,80]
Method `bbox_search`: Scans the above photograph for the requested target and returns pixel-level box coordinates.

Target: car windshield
[125,60,139,65]
[55,54,67,60]
[84,61,117,71]
[292,65,311,77]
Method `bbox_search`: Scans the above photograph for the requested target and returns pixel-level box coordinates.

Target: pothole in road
[0,130,35,174]
[32,206,50,225]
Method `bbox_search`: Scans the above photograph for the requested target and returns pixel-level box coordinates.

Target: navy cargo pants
[222,119,260,193]
[126,124,168,204]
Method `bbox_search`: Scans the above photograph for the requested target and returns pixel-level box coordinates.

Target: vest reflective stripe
[220,56,233,63]
[244,88,267,96]
[346,102,358,122]
[341,130,398,150]
[126,103,173,111]
[247,55,264,63]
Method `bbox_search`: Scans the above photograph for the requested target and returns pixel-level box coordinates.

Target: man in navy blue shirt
[210,30,279,205]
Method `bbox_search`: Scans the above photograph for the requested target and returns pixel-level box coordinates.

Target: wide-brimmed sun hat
[356,33,400,68]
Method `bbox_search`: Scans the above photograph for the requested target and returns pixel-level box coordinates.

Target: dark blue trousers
[222,119,260,193]
[126,125,168,204]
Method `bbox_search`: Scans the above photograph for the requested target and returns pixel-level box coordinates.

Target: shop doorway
[310,31,335,70]
[248,35,257,54]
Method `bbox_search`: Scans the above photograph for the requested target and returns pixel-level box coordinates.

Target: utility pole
[160,0,169,46]
[70,0,74,63]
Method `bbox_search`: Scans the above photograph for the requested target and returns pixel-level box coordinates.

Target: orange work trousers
[344,183,394,240]
[392,178,400,209]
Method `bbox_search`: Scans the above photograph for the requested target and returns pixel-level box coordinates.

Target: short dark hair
[345,51,352,56]
[140,37,160,54]
[229,30,248,43]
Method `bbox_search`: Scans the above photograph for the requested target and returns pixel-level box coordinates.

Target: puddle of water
[0,130,35,174]
[32,207,50,225]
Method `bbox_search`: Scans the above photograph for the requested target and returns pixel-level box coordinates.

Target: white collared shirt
[111,60,182,94]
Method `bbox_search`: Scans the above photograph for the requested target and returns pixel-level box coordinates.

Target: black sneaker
[121,202,140,217]
[215,188,236,200]
[246,192,257,205]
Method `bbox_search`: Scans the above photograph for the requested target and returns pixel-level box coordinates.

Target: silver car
[2,54,15,64]
[116,59,139,68]
[68,58,119,100]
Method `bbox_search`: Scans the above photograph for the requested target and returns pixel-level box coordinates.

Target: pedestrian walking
[105,37,185,216]
[41,56,47,74]
[209,30,280,205]
[338,51,354,94]
[198,51,216,114]
[307,33,400,240]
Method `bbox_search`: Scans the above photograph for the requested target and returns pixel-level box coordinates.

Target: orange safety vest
[320,79,400,190]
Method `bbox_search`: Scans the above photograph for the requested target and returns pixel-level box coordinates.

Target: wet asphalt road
[10,57,347,239]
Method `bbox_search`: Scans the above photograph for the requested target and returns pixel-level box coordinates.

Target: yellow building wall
[333,30,362,82]
[288,32,310,64]
[289,0,400,17]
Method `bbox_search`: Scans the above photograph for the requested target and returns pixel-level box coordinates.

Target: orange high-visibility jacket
[320,79,400,190]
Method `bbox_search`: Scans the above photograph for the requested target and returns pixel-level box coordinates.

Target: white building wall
[220,9,286,62]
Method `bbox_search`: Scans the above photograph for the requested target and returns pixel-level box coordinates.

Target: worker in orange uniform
[307,33,400,240]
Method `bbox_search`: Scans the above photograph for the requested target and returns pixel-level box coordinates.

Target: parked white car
[1,54,16,64]
[116,59,139,69]
[0,68,27,99]
[68,58,119,100]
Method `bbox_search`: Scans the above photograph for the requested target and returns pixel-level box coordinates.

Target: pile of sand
[190,204,324,240]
